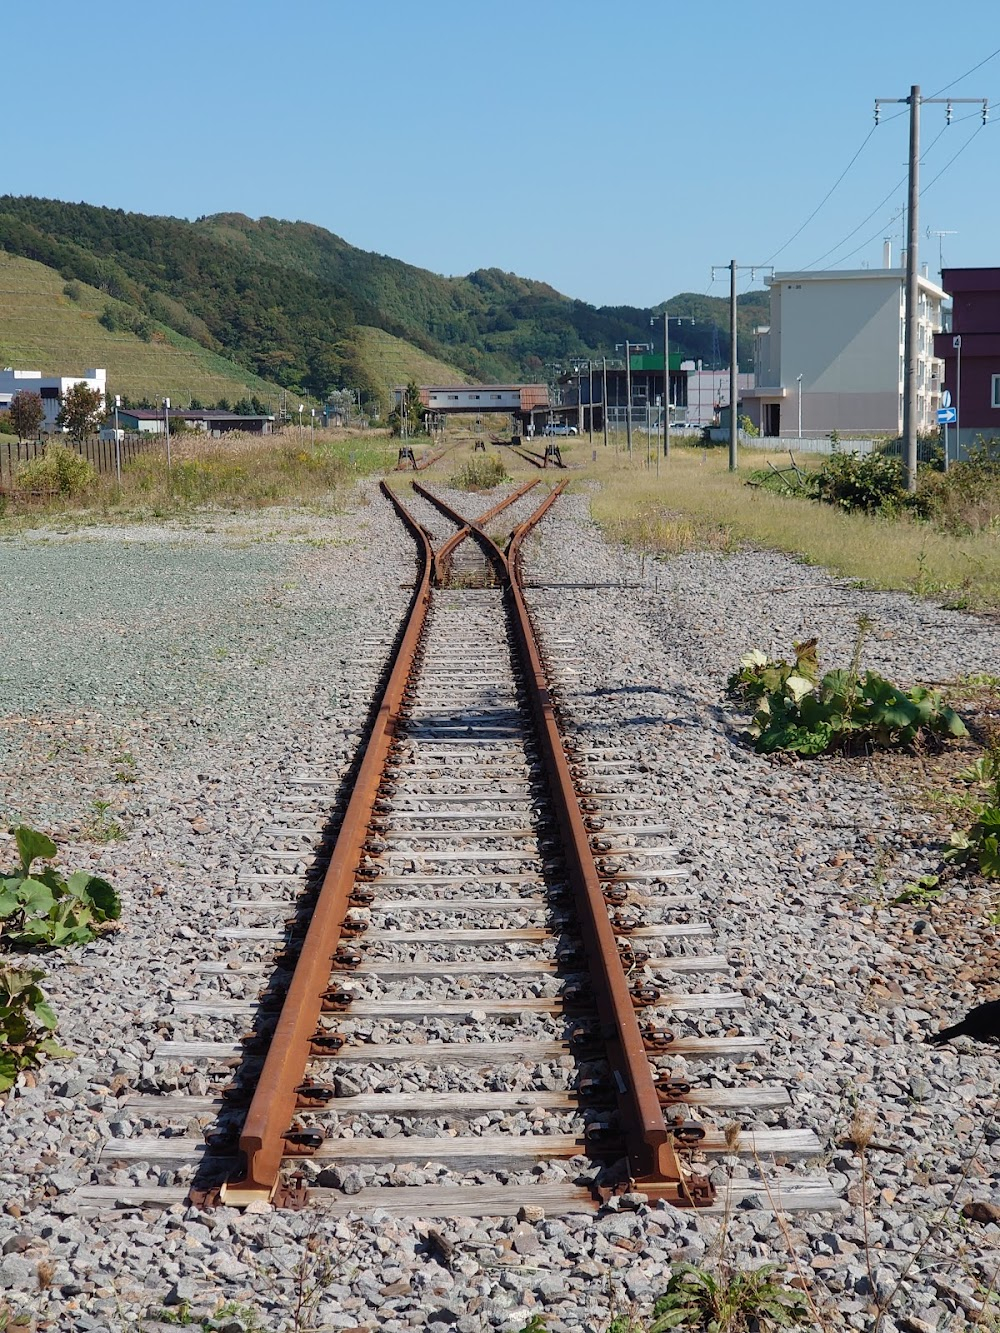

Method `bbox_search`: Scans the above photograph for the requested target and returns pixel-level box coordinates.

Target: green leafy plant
[0,826,121,949]
[890,873,942,906]
[0,965,72,1092]
[84,798,124,843]
[726,639,820,706]
[650,1262,810,1331]
[731,624,966,757]
[946,731,1000,880]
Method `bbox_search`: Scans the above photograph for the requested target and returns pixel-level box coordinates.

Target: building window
[992,375,1000,408]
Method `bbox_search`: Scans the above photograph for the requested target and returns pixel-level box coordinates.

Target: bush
[450,454,510,490]
[913,440,1000,534]
[62,280,83,302]
[16,445,96,496]
[816,450,908,514]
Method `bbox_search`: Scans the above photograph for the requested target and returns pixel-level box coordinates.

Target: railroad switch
[282,1127,324,1155]
[397,446,416,468]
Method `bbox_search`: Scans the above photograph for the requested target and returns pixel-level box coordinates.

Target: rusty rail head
[415,482,710,1206]
[416,477,541,586]
[220,481,433,1205]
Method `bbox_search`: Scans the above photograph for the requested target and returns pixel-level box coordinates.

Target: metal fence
[0,433,159,484]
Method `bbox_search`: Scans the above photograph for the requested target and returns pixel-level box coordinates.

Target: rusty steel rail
[414,483,713,1207]
[221,482,433,1204]
[221,481,544,1204]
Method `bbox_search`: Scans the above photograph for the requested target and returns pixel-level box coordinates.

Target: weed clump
[450,453,510,491]
[15,444,95,496]
[728,618,967,756]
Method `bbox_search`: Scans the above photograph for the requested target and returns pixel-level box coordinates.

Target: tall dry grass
[586,447,1000,610]
[0,428,397,521]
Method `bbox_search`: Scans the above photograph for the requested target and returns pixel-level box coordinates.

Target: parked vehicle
[543,422,578,436]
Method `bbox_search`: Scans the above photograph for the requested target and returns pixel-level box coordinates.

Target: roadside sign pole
[113,394,121,489]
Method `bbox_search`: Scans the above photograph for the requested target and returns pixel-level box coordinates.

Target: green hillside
[0,252,287,407]
[0,197,768,412]
[352,327,470,392]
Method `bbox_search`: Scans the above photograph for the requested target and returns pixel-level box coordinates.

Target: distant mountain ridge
[0,196,768,406]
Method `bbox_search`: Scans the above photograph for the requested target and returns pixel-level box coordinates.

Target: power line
[761,125,877,266]
[928,45,1000,98]
[920,122,986,194]
[803,120,951,270]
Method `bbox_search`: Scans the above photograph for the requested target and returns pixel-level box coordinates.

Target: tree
[56,382,104,441]
[8,391,45,442]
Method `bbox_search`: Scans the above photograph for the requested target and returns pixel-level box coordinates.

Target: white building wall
[753,272,943,436]
[0,367,107,430]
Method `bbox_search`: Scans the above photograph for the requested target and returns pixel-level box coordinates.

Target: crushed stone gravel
[0,480,998,1331]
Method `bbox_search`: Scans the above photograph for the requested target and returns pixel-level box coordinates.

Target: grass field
[580,444,1000,611]
[352,326,471,396]
[0,253,291,406]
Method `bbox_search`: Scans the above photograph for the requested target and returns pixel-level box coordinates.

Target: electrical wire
[811,122,985,271]
[928,46,1000,98]
[803,121,950,270]
[761,125,877,266]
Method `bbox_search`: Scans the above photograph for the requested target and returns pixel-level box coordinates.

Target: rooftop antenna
[926,227,957,278]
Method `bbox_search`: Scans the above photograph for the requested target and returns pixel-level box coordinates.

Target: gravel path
[0,482,998,1331]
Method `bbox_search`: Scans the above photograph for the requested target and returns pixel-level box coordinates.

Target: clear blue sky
[9,0,999,307]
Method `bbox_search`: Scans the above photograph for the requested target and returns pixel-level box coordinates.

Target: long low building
[116,408,274,435]
[395,384,550,416]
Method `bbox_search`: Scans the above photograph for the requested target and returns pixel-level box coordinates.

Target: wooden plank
[153,1033,765,1064]
[171,992,748,1018]
[122,1084,788,1116]
[98,1126,821,1170]
[65,1177,839,1218]
[170,956,728,991]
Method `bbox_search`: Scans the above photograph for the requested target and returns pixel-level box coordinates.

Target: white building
[742,268,945,438]
[0,367,107,432]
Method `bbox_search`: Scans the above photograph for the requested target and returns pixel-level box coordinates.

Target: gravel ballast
[0,479,998,1331]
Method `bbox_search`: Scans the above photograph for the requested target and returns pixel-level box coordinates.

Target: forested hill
[0,197,768,405]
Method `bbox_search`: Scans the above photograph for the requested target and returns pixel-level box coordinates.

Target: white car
[543,422,578,436]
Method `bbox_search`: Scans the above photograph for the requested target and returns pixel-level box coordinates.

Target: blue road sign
[938,406,957,424]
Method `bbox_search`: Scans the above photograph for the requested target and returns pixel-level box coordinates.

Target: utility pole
[663,312,671,462]
[875,87,988,491]
[712,261,772,471]
[602,357,608,450]
[625,345,633,456]
[588,360,594,445]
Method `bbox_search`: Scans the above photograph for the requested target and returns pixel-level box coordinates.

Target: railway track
[75,480,837,1219]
